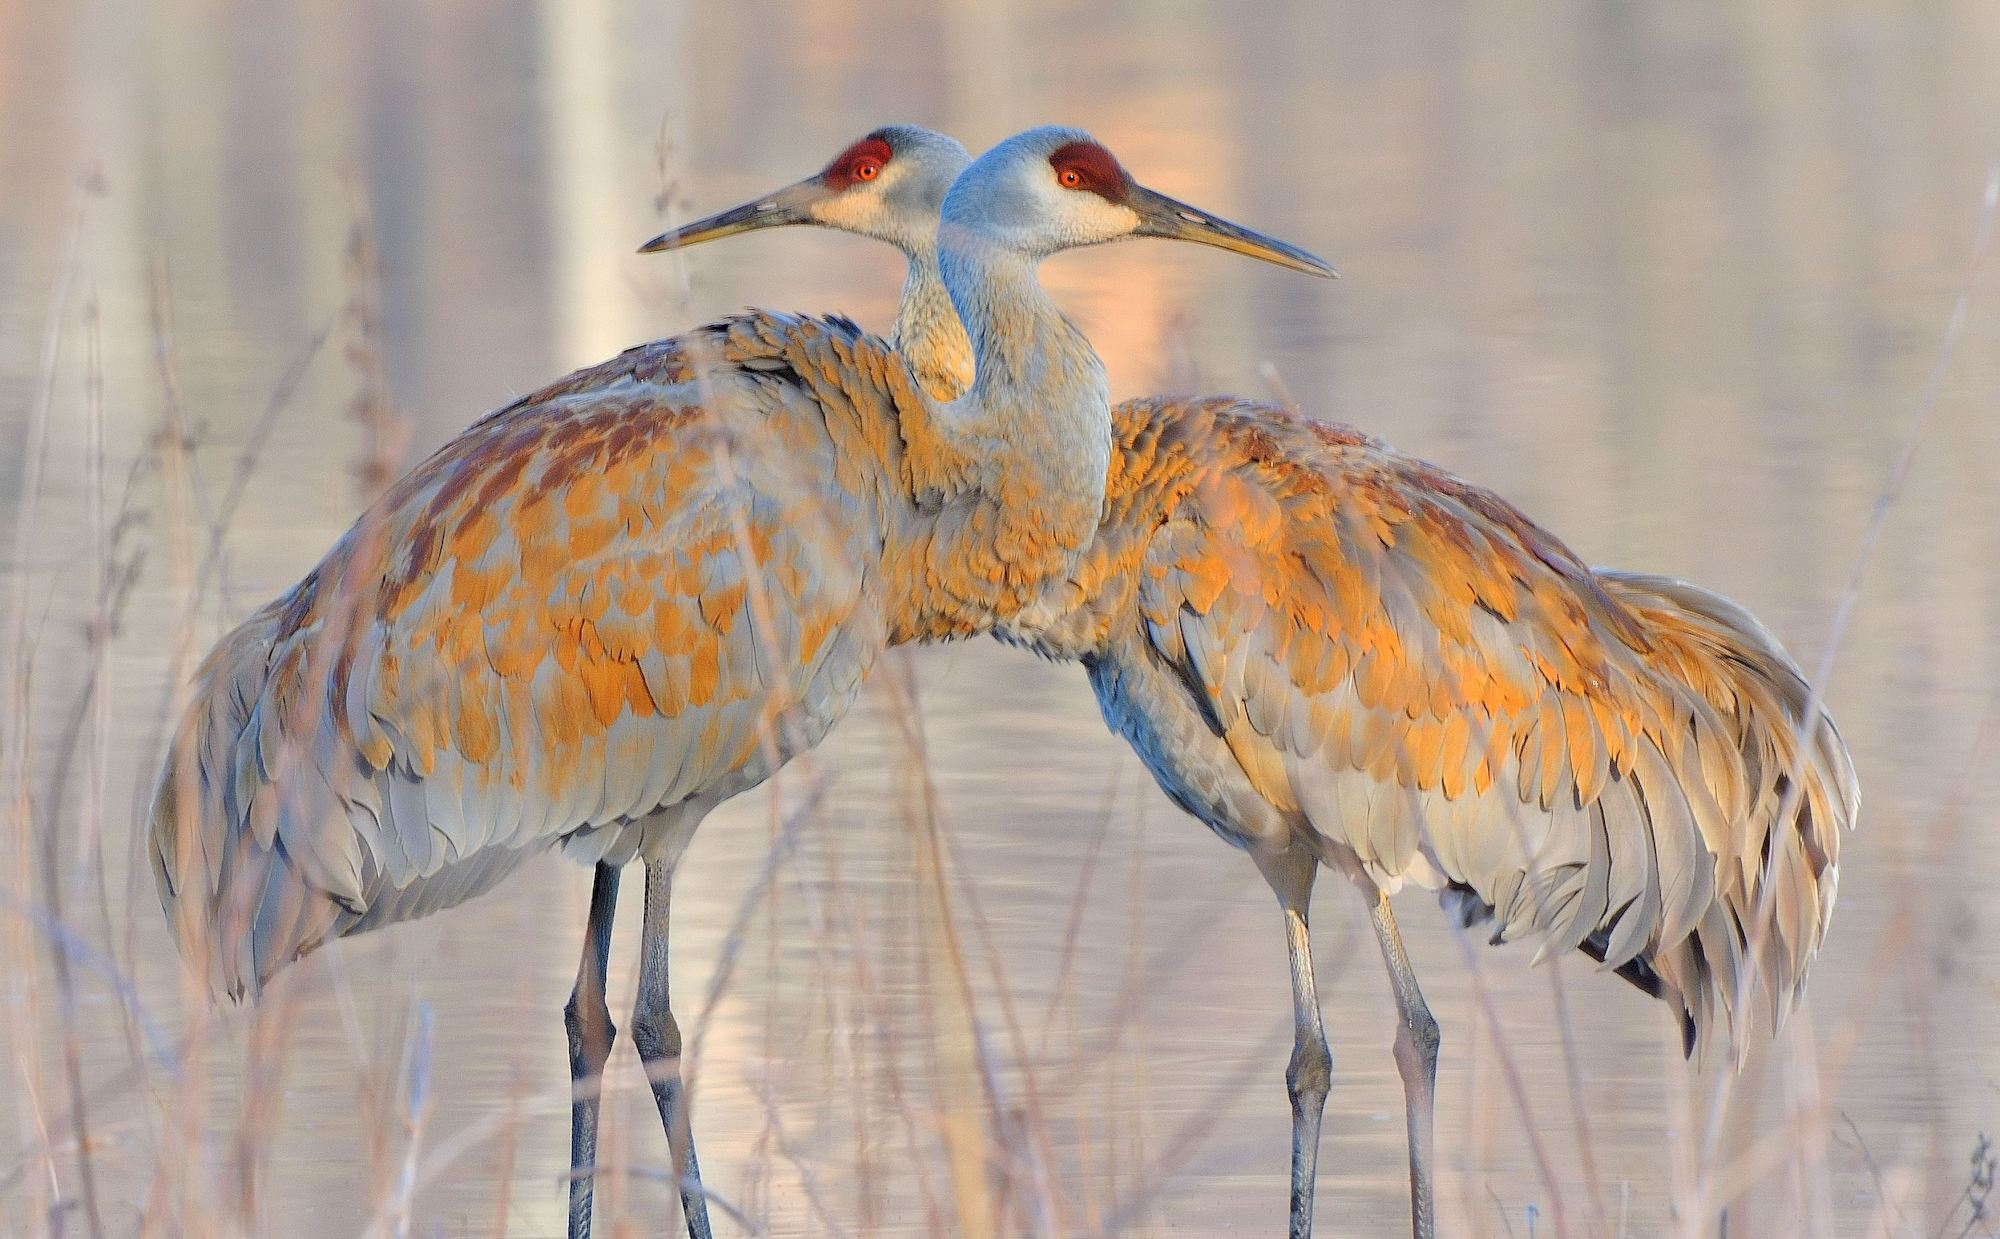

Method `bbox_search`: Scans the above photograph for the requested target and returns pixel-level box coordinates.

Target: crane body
[155,321,904,992]
[152,126,1331,1239]
[643,125,1859,1239]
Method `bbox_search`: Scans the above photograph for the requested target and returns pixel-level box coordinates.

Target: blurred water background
[5,1,2000,1235]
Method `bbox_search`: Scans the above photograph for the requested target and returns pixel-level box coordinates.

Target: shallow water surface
[4,2,2000,1235]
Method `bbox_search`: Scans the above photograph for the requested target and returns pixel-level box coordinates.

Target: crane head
[940,126,1335,279]
[638,126,971,256]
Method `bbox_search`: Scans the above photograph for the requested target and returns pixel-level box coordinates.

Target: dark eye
[1058,167,1084,189]
[855,160,881,181]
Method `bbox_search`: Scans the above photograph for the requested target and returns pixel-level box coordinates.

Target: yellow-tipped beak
[1126,184,1336,279]
[638,177,827,254]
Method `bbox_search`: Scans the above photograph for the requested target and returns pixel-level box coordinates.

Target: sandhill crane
[149,126,1331,1239]
[643,125,1860,1239]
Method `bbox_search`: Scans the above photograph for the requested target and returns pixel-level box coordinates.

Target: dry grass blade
[1690,162,2000,1234]
[5,193,91,1239]
[1035,764,1118,1056]
[1092,1017,1290,1234]
[1450,924,1571,1239]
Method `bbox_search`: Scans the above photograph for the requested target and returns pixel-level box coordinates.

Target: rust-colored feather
[1012,395,1857,1052]
[150,311,1096,1000]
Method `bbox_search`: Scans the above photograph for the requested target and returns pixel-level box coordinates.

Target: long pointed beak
[638,177,828,254]
[1126,184,1336,279]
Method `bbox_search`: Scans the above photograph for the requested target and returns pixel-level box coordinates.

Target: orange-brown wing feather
[150,313,927,997]
[1589,571,1856,1032]
[1122,399,1852,1047]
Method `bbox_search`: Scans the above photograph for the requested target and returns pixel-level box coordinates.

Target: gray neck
[890,248,974,402]
[938,230,1109,485]
[898,223,1111,629]
[937,232,1106,433]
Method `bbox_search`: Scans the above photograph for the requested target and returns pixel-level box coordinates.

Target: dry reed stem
[1453,927,1572,1237]
[11,88,1995,1239]
[343,189,407,501]
[873,655,1008,1236]
[801,705,954,1232]
[1683,162,2000,1237]
[149,260,217,1238]
[1035,763,1119,1057]
[1540,955,1610,1235]
[1693,709,1997,1214]
[35,287,110,1239]
[1094,1017,1291,1233]
[918,789,1070,1224]
[126,189,371,1237]
[3,189,85,1239]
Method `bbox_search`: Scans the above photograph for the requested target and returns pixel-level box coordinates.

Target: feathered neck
[877,220,1111,641]
[891,247,974,402]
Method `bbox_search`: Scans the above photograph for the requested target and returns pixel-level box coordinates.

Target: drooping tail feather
[1442,878,1697,1053]
[1592,571,1858,1055]
[149,610,541,1002]
[1428,571,1859,1058]
[149,610,323,1002]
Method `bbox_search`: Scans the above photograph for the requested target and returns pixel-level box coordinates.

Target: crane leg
[566,863,621,1239]
[1367,889,1440,1239]
[632,857,714,1239]
[1257,846,1331,1239]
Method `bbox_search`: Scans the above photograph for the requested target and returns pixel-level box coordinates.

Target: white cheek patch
[1022,177,1139,247]
[815,191,884,233]
[1070,196,1142,245]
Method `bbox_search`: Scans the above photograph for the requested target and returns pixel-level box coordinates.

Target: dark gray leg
[1368,890,1440,1239]
[567,863,620,1239]
[1257,847,1331,1239]
[631,858,714,1239]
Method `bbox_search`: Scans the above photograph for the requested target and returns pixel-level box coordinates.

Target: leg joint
[564,993,616,1069]
[1286,1032,1333,1103]
[631,1002,684,1064]
[1394,1005,1440,1071]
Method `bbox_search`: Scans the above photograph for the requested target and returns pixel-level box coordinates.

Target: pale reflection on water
[4,1,2000,1236]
